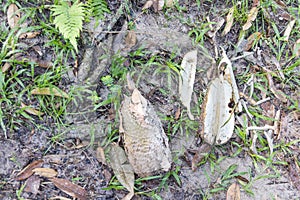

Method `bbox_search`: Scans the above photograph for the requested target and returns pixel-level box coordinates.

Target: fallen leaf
[10,55,53,68]
[108,143,134,198]
[242,7,259,31]
[293,39,300,57]
[142,0,153,10]
[244,32,261,51]
[96,146,107,165]
[19,31,41,39]
[31,57,53,69]
[15,160,44,181]
[283,19,296,42]
[226,182,240,200]
[207,16,225,38]
[21,102,44,116]
[63,138,89,149]
[179,50,197,120]
[236,175,249,183]
[24,175,40,195]
[7,4,21,29]
[222,6,234,36]
[125,30,137,48]
[275,0,286,7]
[31,87,69,98]
[50,177,88,200]
[32,168,58,178]
[2,62,11,73]
[174,106,181,120]
[32,46,43,56]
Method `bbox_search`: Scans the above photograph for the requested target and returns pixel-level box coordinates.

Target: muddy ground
[1,0,300,200]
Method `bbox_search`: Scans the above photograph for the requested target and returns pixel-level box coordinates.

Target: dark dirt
[1,0,300,200]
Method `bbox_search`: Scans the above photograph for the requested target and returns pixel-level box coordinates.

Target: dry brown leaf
[125,30,137,48]
[96,146,107,165]
[293,39,300,57]
[275,0,287,7]
[142,0,153,10]
[174,106,181,120]
[31,58,53,69]
[50,177,88,200]
[236,175,249,183]
[242,7,259,31]
[19,31,41,39]
[244,32,261,51]
[226,182,241,200]
[2,62,11,73]
[153,0,164,12]
[109,143,134,198]
[222,7,235,36]
[15,160,44,181]
[11,55,53,68]
[24,175,41,195]
[31,87,69,98]
[32,168,58,178]
[283,20,296,42]
[179,50,197,120]
[21,102,44,116]
[7,4,21,29]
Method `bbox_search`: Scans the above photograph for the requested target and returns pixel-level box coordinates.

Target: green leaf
[51,1,85,52]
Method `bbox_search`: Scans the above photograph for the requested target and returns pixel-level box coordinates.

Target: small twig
[247,125,275,131]
[231,52,254,61]
[273,110,281,140]
[241,99,253,119]
[254,97,271,106]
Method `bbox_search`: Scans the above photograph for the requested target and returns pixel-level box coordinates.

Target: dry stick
[254,97,271,106]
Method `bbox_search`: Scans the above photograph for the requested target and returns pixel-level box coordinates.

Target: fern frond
[86,0,110,20]
[51,1,85,52]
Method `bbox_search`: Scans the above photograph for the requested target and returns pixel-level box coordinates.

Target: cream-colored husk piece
[120,89,172,177]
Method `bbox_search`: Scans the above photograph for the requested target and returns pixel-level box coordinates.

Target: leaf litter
[15,160,44,181]
[7,4,21,29]
[1,0,298,199]
[108,143,134,200]
[50,177,88,200]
